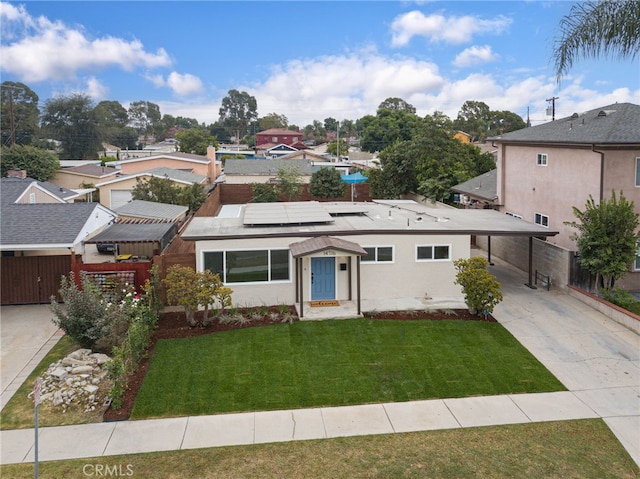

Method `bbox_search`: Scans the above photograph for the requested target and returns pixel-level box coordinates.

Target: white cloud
[453,45,498,68]
[144,73,166,88]
[166,72,204,96]
[391,10,512,46]
[85,77,108,100]
[0,3,171,82]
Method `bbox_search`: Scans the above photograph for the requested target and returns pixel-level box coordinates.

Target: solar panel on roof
[243,202,334,226]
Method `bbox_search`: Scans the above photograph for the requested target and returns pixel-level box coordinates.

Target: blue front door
[311,257,335,300]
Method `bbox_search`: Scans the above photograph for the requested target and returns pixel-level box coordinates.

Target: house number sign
[323,250,336,256]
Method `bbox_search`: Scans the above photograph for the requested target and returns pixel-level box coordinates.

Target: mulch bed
[102,307,495,422]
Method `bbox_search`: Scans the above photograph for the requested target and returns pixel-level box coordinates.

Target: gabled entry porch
[289,236,367,319]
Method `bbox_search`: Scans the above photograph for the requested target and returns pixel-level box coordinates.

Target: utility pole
[546,96,559,121]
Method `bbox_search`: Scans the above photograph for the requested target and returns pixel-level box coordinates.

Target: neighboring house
[1,175,116,304]
[95,167,207,209]
[256,128,304,148]
[223,158,317,184]
[114,200,188,223]
[113,146,220,183]
[53,164,119,200]
[182,200,556,317]
[452,169,498,210]
[490,102,640,289]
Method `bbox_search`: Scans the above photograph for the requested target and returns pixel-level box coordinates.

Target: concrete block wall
[475,235,572,288]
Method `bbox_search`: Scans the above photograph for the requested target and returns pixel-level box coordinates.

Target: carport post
[525,236,537,289]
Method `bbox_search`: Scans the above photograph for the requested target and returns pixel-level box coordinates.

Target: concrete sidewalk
[1,391,600,464]
[1,256,638,467]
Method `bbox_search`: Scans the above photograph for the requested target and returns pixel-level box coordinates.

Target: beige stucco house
[491,102,640,289]
[114,146,220,182]
[182,200,556,317]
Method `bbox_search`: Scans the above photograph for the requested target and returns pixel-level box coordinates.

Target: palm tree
[553,0,640,82]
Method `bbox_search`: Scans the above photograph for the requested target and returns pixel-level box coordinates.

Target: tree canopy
[378,97,416,114]
[360,108,421,153]
[553,0,640,81]
[218,89,258,143]
[40,93,101,160]
[309,167,346,199]
[175,127,218,155]
[128,100,163,143]
[453,101,526,141]
[565,190,639,292]
[0,144,60,181]
[131,176,206,213]
[1,81,39,146]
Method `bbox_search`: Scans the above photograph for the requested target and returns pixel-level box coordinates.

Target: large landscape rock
[30,349,112,413]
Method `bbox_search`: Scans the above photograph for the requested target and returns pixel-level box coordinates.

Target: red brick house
[256,128,305,148]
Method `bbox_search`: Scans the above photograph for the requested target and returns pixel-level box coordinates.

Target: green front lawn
[132,319,565,419]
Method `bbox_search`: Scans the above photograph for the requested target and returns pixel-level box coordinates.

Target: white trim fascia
[95,172,198,187]
[114,155,209,166]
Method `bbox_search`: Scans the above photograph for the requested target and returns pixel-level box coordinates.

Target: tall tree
[0,81,39,146]
[40,93,101,160]
[0,144,59,181]
[94,100,133,148]
[565,190,639,292]
[453,101,491,142]
[553,0,640,81]
[378,97,416,114]
[175,127,218,155]
[128,100,162,143]
[218,89,258,144]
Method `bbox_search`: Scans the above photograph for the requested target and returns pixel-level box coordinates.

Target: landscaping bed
[103,307,494,421]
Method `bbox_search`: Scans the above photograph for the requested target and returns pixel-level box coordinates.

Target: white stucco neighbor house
[182,200,557,318]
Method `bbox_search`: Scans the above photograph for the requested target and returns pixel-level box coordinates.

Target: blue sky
[1,1,638,128]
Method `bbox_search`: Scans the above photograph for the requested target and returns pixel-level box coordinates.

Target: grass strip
[1,420,637,479]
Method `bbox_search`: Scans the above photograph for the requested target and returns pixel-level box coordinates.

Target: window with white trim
[361,246,394,263]
[536,153,548,166]
[635,242,640,271]
[203,249,290,283]
[416,245,451,261]
[534,213,549,227]
[29,192,36,204]
[635,157,640,187]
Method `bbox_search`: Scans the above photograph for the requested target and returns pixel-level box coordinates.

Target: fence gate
[1,256,72,305]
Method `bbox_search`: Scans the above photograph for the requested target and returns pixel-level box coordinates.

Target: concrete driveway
[0,305,62,410]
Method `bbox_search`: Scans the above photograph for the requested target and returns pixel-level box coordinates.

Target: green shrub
[602,288,640,315]
[454,257,503,317]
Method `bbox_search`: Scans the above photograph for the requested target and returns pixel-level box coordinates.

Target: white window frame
[635,242,640,271]
[415,244,451,262]
[29,192,36,204]
[534,213,549,227]
[536,153,548,166]
[202,249,291,285]
[361,245,394,263]
[635,157,640,187]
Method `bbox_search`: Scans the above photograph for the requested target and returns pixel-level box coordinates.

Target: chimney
[7,169,27,179]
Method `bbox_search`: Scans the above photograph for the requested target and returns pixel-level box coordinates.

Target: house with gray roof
[182,200,556,318]
[95,167,208,210]
[490,102,640,289]
[223,158,319,184]
[452,169,498,209]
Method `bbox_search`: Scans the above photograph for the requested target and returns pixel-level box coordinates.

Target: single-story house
[95,167,208,209]
[223,158,317,184]
[182,200,557,318]
[1,174,117,304]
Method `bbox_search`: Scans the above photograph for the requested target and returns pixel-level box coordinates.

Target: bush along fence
[51,267,162,411]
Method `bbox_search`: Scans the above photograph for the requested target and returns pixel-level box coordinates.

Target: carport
[85,222,177,259]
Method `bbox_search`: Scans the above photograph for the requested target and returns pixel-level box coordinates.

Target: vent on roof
[571,112,579,118]
[597,110,607,117]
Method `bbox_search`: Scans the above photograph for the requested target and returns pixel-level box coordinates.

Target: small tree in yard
[454,257,503,317]
[309,167,346,199]
[565,190,639,293]
[164,265,233,326]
